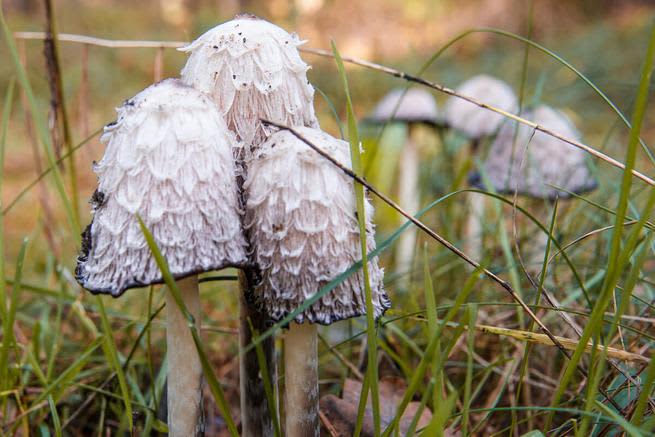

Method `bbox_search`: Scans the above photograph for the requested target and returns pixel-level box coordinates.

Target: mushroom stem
[394,126,420,290]
[167,275,203,436]
[464,193,485,266]
[284,322,319,437]
[239,270,276,436]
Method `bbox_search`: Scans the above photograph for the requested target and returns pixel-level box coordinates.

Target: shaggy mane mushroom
[76,78,247,436]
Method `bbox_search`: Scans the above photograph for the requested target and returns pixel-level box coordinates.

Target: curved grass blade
[2,127,103,216]
[0,237,27,392]
[331,39,381,436]
[95,296,133,430]
[548,23,655,432]
[0,3,80,238]
[137,216,239,437]
[415,27,654,165]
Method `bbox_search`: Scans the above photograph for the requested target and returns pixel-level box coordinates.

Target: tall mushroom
[180,15,320,435]
[244,126,389,436]
[365,88,439,290]
[76,79,247,436]
[470,104,597,268]
[444,75,518,260]
[180,14,319,154]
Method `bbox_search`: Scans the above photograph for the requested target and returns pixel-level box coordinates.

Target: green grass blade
[0,237,28,392]
[462,303,478,436]
[549,23,655,432]
[0,78,14,323]
[423,245,443,409]
[594,401,646,437]
[631,352,655,426]
[2,127,103,217]
[382,268,482,436]
[418,27,654,165]
[137,216,239,437]
[0,3,80,238]
[95,296,133,430]
[332,39,381,436]
[32,336,105,406]
[47,395,62,437]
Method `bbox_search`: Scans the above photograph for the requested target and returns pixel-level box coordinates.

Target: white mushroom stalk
[181,15,320,435]
[367,88,439,290]
[444,75,518,262]
[245,127,389,436]
[76,79,247,436]
[180,14,319,156]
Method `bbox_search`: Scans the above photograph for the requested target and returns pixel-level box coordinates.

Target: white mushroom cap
[472,105,598,199]
[367,88,439,125]
[76,79,248,296]
[444,75,518,139]
[180,15,319,153]
[244,127,389,325]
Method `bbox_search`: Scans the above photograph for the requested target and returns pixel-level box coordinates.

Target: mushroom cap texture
[244,127,390,325]
[444,74,518,139]
[472,105,598,199]
[367,88,439,125]
[180,16,319,152]
[76,79,248,296]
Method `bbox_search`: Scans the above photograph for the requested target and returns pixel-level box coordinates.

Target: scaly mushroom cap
[366,88,439,125]
[244,127,389,325]
[444,74,518,139]
[76,79,248,296]
[472,105,598,199]
[180,15,319,153]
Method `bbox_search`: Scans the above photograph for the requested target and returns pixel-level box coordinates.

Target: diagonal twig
[300,47,655,187]
[262,120,627,410]
[12,31,654,187]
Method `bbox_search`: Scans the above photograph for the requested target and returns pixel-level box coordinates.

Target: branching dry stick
[12,31,654,186]
[262,120,625,410]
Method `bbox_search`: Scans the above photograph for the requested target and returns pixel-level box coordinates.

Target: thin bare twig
[263,121,625,410]
[12,31,654,187]
[300,47,655,187]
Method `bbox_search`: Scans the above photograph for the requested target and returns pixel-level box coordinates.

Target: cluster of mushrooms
[76,15,388,436]
[75,14,598,436]
[366,75,596,274]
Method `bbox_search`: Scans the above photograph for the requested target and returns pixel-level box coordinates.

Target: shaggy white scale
[180,15,319,154]
[76,78,247,295]
[245,126,390,325]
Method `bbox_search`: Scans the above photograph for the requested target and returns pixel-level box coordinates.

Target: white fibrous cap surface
[76,79,248,296]
[244,127,389,324]
[445,74,518,139]
[368,88,439,124]
[479,105,597,199]
[180,16,319,153]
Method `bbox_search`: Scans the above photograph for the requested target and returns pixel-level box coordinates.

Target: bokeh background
[1,0,655,435]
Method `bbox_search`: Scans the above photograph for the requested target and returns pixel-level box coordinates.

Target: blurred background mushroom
[444,75,519,261]
[180,15,320,435]
[244,126,389,436]
[470,104,598,271]
[365,88,439,291]
[75,79,247,436]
